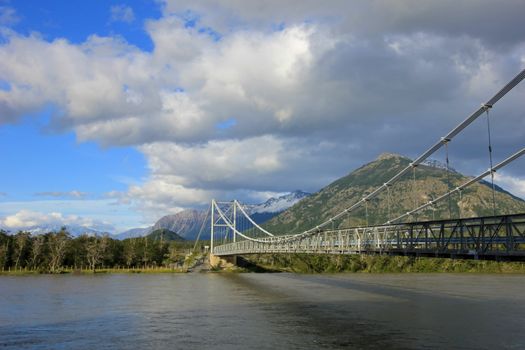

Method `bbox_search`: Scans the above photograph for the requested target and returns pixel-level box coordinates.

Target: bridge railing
[213,213,525,260]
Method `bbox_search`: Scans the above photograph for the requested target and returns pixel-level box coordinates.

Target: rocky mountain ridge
[262,152,525,235]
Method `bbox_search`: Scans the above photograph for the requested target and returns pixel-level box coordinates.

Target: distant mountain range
[113,190,311,240]
[114,226,153,240]
[15,224,110,237]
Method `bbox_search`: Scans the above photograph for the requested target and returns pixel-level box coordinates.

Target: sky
[0,0,524,233]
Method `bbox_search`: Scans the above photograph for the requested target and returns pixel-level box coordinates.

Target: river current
[1,273,524,349]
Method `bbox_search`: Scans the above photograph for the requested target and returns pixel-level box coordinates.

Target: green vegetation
[263,153,525,234]
[0,228,208,274]
[146,228,185,241]
[243,253,525,273]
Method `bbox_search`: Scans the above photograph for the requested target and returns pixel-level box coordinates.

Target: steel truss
[213,213,525,261]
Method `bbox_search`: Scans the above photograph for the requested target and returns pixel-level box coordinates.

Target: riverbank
[240,253,525,273]
[4,254,525,275]
[0,266,188,275]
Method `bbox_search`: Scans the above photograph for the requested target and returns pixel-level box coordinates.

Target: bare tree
[48,230,70,273]
[29,235,45,270]
[13,231,30,270]
[86,234,109,272]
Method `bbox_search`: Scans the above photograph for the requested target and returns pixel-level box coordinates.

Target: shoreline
[0,266,188,276]
[3,254,525,275]
[238,253,525,274]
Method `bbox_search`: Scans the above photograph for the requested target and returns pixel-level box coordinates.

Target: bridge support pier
[209,254,238,269]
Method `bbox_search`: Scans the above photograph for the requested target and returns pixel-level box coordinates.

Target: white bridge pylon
[210,200,273,253]
[210,69,525,255]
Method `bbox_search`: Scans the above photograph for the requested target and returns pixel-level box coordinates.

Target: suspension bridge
[208,69,525,261]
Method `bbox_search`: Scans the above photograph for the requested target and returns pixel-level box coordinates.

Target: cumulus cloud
[1,1,525,221]
[110,4,135,23]
[494,172,525,199]
[0,209,114,232]
[161,0,525,48]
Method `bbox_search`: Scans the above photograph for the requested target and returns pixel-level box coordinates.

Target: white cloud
[110,5,135,24]
[141,136,285,183]
[1,1,525,222]
[494,172,525,200]
[0,209,114,232]
[0,200,144,232]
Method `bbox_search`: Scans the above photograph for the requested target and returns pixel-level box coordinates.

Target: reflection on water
[1,273,525,349]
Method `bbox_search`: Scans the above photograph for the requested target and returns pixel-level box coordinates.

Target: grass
[242,253,525,274]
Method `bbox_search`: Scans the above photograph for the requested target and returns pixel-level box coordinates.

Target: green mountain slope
[263,153,525,234]
[147,228,185,241]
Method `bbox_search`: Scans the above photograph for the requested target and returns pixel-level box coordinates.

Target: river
[1,273,524,349]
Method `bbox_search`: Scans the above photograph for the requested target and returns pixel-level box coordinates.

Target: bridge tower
[210,200,238,267]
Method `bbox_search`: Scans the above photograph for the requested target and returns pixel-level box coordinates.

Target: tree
[47,229,70,273]
[29,234,45,270]
[123,239,137,267]
[13,231,30,269]
[142,237,150,267]
[0,231,10,270]
[85,234,109,272]
[167,244,185,267]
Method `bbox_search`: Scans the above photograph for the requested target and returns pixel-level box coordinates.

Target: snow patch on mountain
[245,190,310,214]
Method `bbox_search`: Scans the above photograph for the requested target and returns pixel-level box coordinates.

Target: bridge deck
[213,213,525,261]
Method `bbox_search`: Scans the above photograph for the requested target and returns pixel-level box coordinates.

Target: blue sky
[8,0,161,50]
[0,0,158,231]
[0,1,524,233]
[0,94,148,231]
[0,111,146,198]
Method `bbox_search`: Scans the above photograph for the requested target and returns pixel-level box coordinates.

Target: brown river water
[1,273,524,349]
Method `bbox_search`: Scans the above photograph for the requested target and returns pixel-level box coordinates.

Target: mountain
[147,228,185,241]
[114,226,153,240]
[151,191,311,240]
[263,153,525,235]
[245,190,311,214]
[152,209,207,240]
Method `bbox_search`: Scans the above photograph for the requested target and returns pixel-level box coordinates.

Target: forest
[0,228,201,273]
